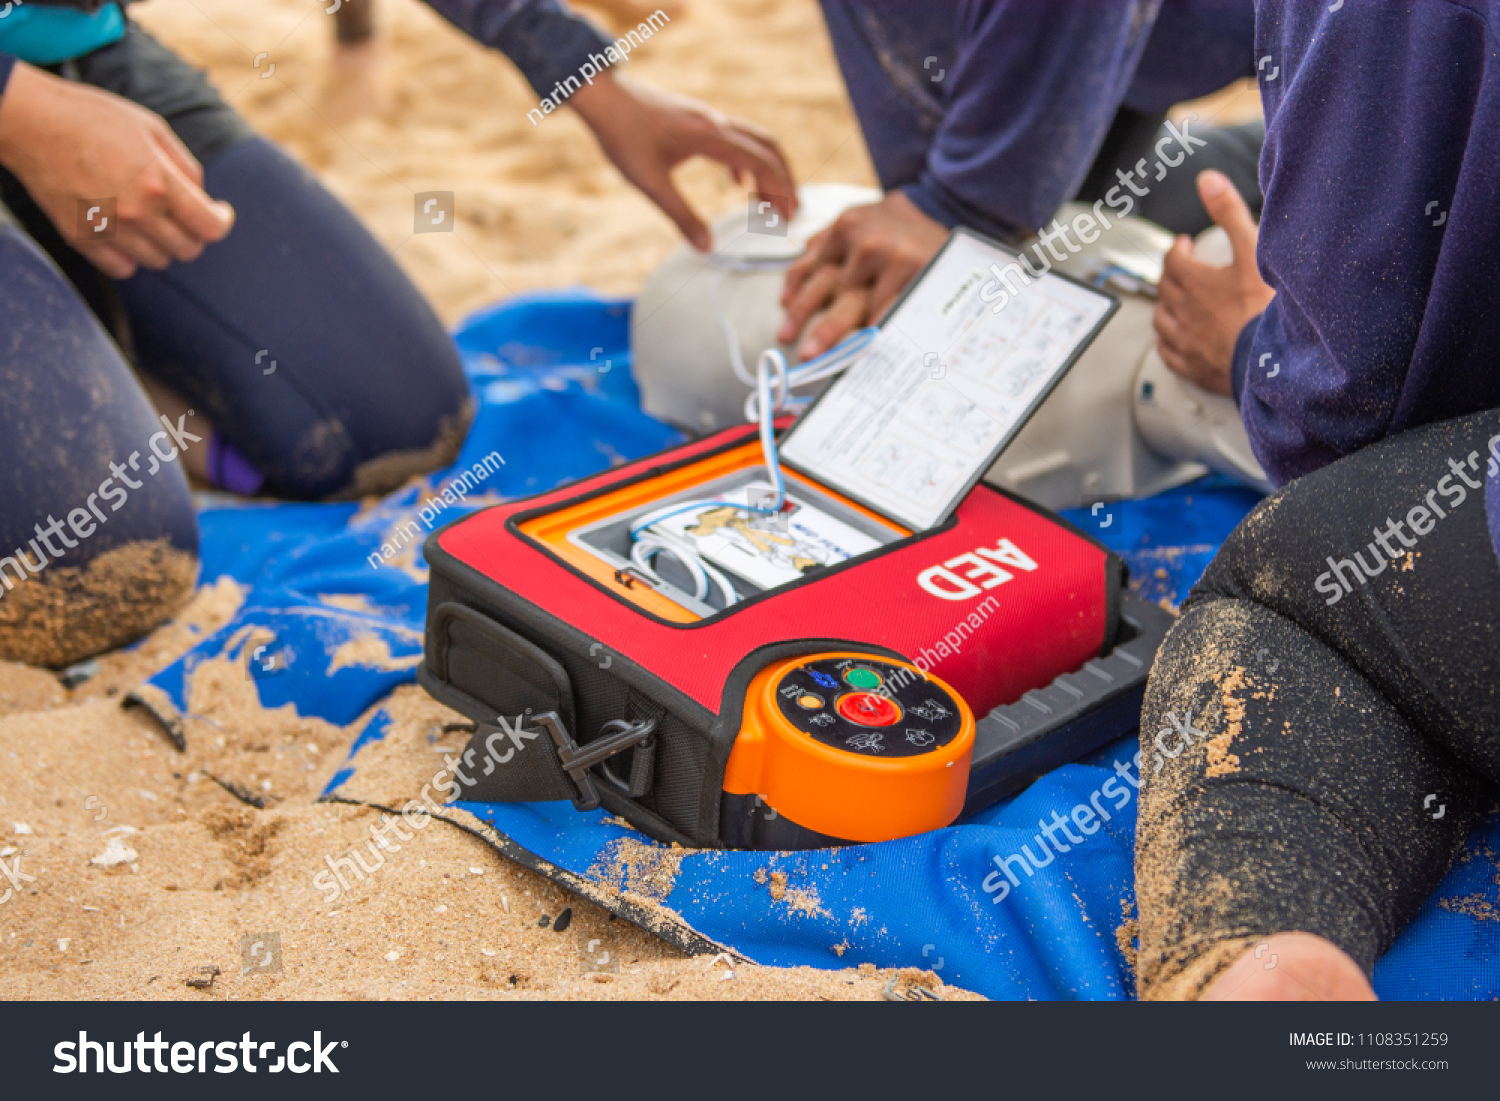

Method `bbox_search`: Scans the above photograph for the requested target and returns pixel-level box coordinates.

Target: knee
[263,391,474,501]
[1182,486,1299,611]
[0,226,203,665]
[0,537,199,667]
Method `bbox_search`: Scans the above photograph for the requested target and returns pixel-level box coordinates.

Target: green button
[845,666,882,690]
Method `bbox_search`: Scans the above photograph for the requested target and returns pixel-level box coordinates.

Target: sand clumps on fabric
[330,401,474,502]
[589,839,687,902]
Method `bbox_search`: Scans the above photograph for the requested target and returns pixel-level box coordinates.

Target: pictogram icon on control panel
[909,699,952,722]
[906,729,935,747]
[846,730,885,752]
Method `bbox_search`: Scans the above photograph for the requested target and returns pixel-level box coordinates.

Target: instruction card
[649,481,881,592]
[780,228,1117,531]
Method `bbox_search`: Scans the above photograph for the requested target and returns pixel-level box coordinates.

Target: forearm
[899,173,1021,244]
[421,0,610,98]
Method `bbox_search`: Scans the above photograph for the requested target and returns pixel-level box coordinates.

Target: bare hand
[0,63,234,279]
[1153,170,1274,396]
[571,73,796,252]
[777,191,946,358]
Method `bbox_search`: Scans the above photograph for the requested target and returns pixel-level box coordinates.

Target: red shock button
[836,692,901,726]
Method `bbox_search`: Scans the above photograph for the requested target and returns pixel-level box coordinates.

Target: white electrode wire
[627,252,879,608]
[740,326,879,423]
[631,535,707,599]
[757,347,790,509]
[710,267,758,388]
[631,533,740,607]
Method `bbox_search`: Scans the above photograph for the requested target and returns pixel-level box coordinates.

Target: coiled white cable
[630,532,740,608]
[625,254,880,608]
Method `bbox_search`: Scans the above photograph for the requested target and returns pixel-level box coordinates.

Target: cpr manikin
[631,185,1268,511]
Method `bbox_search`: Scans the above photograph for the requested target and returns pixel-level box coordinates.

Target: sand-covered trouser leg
[0,219,199,668]
[1136,410,1500,999]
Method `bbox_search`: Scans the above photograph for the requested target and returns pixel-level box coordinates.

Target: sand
[1,0,1262,1000]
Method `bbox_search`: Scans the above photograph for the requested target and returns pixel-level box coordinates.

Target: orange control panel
[723,652,975,843]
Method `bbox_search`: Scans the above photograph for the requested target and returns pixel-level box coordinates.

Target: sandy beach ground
[0,0,1260,1001]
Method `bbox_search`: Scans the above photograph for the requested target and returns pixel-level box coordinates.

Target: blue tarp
[140,290,1500,1001]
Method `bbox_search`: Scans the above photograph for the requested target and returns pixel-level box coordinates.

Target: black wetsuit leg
[1135,409,1500,998]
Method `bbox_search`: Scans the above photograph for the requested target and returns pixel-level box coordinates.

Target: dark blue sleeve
[901,0,1162,237]
[1124,0,1255,115]
[1229,315,1257,408]
[421,0,611,98]
[1236,1,1500,485]
[0,53,17,98]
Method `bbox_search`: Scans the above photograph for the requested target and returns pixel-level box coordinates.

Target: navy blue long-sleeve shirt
[819,0,1256,239]
[422,0,611,97]
[1232,1,1500,498]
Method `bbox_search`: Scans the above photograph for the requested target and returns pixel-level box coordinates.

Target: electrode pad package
[419,228,1173,850]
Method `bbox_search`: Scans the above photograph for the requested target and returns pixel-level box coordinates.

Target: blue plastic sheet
[139,290,1499,1001]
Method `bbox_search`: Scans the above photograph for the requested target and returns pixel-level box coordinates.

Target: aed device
[418,426,1172,849]
[418,227,1174,849]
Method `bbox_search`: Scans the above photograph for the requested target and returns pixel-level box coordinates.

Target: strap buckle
[530,711,658,812]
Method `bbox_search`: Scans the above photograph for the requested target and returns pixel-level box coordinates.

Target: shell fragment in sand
[90,836,139,868]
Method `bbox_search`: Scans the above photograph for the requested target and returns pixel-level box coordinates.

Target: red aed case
[417,423,1157,849]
